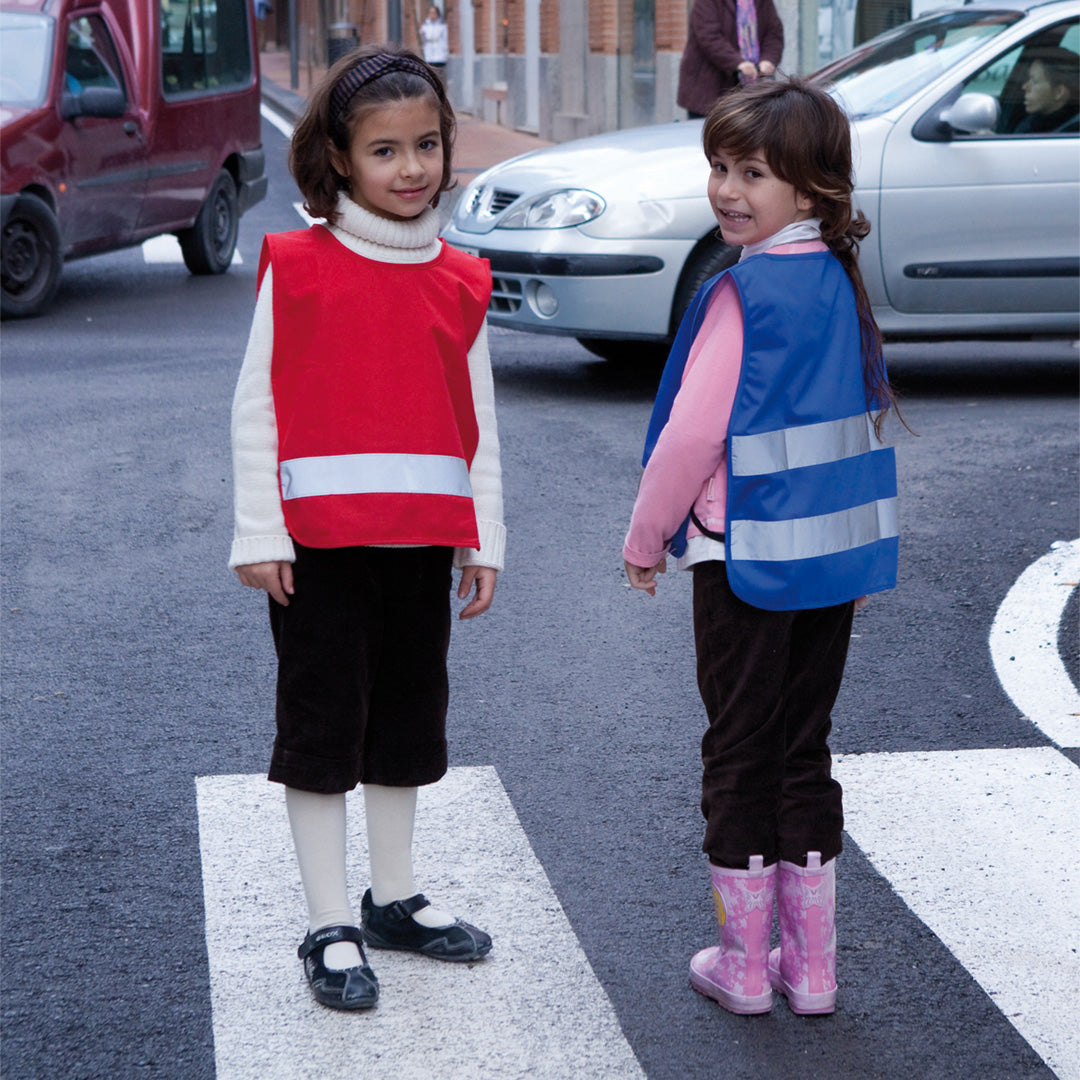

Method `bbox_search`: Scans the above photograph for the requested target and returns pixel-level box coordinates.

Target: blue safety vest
[644,251,898,611]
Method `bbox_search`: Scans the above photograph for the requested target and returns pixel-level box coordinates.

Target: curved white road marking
[989,538,1080,749]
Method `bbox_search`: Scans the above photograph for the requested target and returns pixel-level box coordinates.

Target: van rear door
[142,0,261,231]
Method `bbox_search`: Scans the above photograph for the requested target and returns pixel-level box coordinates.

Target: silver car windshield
[814,9,1023,118]
[0,13,55,109]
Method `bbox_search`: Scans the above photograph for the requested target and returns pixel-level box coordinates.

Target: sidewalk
[257,47,552,183]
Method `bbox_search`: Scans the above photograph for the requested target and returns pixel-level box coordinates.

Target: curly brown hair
[289,42,456,223]
[703,78,901,433]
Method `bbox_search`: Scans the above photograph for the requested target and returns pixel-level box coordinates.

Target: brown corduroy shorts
[267,543,454,794]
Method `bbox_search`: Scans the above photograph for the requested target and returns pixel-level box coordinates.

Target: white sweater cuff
[454,518,506,571]
[229,533,296,570]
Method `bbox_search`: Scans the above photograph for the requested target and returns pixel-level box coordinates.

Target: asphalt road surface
[1,114,1077,1080]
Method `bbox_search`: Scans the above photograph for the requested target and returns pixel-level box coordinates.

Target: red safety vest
[259,227,491,549]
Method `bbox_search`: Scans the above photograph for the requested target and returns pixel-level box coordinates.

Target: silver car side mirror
[939,92,1001,135]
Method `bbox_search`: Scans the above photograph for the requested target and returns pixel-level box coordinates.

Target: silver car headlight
[499,189,605,229]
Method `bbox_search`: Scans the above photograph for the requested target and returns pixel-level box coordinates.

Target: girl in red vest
[229,44,504,1011]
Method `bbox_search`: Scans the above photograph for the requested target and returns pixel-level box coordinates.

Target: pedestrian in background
[229,43,504,1011]
[624,78,900,1017]
[420,5,449,85]
[677,0,784,118]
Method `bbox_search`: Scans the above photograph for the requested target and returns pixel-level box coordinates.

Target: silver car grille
[462,185,521,223]
[490,275,522,314]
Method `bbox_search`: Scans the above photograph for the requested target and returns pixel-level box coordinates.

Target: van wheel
[1,194,63,319]
[178,169,238,275]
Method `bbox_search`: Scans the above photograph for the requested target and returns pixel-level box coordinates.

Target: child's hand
[457,566,497,619]
[625,558,666,597]
[236,560,295,606]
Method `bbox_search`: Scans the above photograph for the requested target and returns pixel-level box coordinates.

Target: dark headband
[329,54,444,130]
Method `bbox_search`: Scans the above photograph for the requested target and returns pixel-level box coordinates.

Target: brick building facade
[266,0,827,141]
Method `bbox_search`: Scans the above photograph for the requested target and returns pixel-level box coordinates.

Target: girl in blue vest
[623,78,900,1017]
[229,44,505,1011]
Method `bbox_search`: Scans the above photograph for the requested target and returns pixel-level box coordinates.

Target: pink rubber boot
[768,851,837,1014]
[689,855,776,1014]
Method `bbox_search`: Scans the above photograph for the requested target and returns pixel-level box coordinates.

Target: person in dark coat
[678,0,785,118]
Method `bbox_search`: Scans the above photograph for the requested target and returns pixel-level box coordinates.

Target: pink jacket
[623,241,826,570]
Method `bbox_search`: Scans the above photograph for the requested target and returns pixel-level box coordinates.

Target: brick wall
[588,0,616,53]
[540,0,560,52]
[656,0,690,51]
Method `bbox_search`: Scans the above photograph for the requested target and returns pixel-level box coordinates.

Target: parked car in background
[443,0,1079,358]
[0,0,268,318]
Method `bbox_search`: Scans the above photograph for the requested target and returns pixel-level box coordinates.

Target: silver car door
[877,17,1079,322]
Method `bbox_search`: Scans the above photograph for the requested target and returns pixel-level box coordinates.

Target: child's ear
[796,190,815,213]
[328,141,349,181]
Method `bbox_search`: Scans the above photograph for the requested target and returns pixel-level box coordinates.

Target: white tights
[285,784,454,971]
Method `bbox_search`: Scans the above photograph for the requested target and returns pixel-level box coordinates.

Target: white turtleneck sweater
[229,196,505,571]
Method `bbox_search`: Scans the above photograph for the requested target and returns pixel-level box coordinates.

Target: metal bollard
[327,23,359,65]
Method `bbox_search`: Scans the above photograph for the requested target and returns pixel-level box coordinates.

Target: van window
[161,0,253,98]
[0,12,55,107]
[66,16,126,96]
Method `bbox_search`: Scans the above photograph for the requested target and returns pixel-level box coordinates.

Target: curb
[260,78,307,124]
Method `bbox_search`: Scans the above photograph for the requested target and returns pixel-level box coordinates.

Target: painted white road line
[835,747,1080,1080]
[141,234,243,265]
[292,201,318,227]
[989,538,1080,749]
[261,101,295,139]
[196,766,646,1080]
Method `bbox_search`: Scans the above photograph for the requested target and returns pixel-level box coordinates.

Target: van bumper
[237,147,267,215]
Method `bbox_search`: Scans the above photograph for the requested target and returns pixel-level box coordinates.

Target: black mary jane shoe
[360,889,493,962]
[297,924,379,1010]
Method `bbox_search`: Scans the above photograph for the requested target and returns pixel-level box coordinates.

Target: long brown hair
[703,78,900,433]
[289,42,456,224]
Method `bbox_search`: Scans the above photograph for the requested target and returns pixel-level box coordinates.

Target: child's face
[331,96,444,221]
[707,147,814,248]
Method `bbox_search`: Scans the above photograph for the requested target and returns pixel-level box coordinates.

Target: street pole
[289,0,299,88]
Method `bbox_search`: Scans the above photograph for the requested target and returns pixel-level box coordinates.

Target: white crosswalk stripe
[835,747,1079,1080]
[196,766,646,1080]
[141,234,243,265]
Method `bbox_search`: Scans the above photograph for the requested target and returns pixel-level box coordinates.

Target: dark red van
[0,0,267,317]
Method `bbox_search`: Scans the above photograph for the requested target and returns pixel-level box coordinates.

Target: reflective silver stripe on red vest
[730,411,885,476]
[729,496,898,562]
[280,453,472,501]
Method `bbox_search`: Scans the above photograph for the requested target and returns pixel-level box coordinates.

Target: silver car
[444,0,1079,358]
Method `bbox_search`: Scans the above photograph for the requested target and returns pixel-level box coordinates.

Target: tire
[1,193,63,319]
[576,337,670,364]
[178,169,238,275]
[669,235,741,336]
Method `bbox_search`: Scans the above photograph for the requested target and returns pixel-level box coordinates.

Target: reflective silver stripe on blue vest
[730,496,898,562]
[280,453,472,501]
[730,411,886,477]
